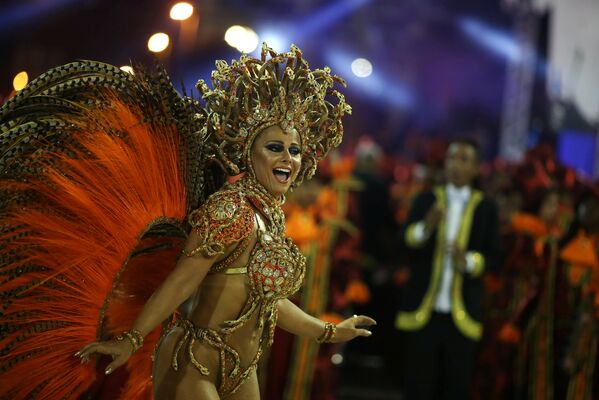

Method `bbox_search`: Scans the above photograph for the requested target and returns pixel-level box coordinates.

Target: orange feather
[0,98,186,399]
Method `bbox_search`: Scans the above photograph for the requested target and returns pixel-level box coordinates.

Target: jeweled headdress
[196,43,352,186]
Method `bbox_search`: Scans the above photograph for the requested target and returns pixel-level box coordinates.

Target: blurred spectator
[396,138,501,400]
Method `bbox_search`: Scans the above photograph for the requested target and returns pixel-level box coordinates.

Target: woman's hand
[75,339,134,375]
[331,314,376,343]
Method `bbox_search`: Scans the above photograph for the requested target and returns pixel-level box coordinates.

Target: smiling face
[250,125,302,196]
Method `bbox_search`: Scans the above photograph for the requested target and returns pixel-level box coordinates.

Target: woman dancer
[0,44,375,399]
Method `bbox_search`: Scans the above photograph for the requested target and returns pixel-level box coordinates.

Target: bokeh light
[120,65,134,74]
[13,71,28,91]
[170,2,194,21]
[224,25,259,53]
[351,58,373,78]
[331,353,344,365]
[254,28,290,54]
[147,33,170,53]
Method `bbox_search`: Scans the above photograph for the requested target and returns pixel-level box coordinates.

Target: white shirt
[434,184,471,312]
[411,184,476,313]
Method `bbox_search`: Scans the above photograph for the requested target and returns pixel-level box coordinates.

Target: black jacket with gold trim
[396,186,501,340]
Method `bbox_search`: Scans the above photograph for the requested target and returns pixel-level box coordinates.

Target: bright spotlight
[351,58,372,78]
[224,25,247,49]
[237,27,258,53]
[13,71,28,91]
[170,2,193,21]
[327,50,413,108]
[459,17,522,61]
[120,65,134,74]
[148,33,170,53]
[225,25,259,53]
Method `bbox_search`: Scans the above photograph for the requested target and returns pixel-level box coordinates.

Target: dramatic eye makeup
[265,143,284,152]
[265,141,301,156]
[289,146,301,156]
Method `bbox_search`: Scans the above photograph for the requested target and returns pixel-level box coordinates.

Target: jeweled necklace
[237,175,286,237]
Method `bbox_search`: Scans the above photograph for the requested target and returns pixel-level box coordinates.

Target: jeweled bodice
[248,229,305,300]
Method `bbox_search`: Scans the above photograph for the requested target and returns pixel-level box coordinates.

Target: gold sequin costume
[168,175,305,396]
[162,45,350,395]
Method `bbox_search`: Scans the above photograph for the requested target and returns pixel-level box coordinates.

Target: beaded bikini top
[188,175,306,301]
[180,176,306,395]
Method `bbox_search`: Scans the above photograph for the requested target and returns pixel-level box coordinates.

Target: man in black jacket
[397,138,501,399]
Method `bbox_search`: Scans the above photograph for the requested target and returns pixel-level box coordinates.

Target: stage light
[253,0,369,57]
[224,25,259,53]
[13,71,28,91]
[327,50,414,108]
[236,27,259,53]
[331,353,344,365]
[224,25,245,48]
[351,58,372,78]
[170,2,193,21]
[254,28,290,54]
[458,17,522,61]
[148,33,170,53]
[294,0,369,38]
[120,66,134,74]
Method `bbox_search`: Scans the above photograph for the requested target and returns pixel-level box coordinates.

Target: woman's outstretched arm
[77,190,256,374]
[76,230,227,374]
[276,298,376,343]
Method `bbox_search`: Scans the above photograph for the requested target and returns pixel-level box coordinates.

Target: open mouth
[273,167,291,184]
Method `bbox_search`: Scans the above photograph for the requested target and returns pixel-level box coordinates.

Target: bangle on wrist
[116,328,144,352]
[316,322,337,343]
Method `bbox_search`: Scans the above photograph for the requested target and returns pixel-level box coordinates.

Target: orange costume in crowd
[0,44,359,399]
[489,205,598,400]
[500,212,567,400]
[559,231,599,400]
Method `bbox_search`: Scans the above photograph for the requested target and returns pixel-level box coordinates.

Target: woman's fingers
[347,315,376,339]
[76,342,101,359]
[76,341,117,360]
[356,328,373,337]
[75,342,99,357]
[354,315,377,327]
[75,341,131,374]
[105,355,127,375]
[338,327,372,341]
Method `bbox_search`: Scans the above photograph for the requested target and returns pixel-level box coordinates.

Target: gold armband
[116,328,144,353]
[316,322,337,343]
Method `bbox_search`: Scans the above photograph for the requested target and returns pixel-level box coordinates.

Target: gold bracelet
[316,322,337,343]
[326,323,337,343]
[181,247,201,257]
[116,328,144,352]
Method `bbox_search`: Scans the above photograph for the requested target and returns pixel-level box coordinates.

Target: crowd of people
[268,137,599,400]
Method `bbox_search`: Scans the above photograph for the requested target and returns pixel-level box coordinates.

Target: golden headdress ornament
[196,43,352,186]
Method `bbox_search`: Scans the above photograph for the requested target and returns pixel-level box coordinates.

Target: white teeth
[273,168,291,183]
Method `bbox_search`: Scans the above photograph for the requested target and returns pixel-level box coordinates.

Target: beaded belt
[169,318,265,397]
